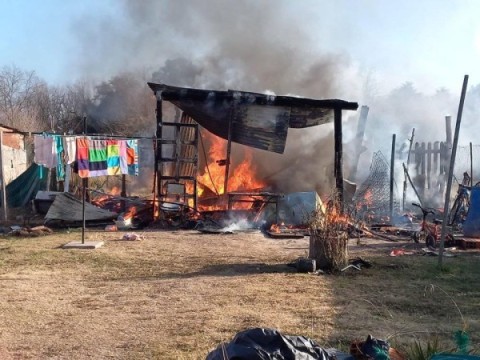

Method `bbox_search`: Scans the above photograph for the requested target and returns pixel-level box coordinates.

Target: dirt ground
[0,228,479,359]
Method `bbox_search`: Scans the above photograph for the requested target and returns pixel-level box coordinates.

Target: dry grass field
[0,228,479,359]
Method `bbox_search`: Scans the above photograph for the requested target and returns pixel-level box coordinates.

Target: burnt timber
[148,82,358,212]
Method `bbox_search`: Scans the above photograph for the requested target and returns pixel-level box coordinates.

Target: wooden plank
[414,142,421,172]
[427,142,432,189]
[433,141,439,174]
[421,142,426,176]
[267,231,305,239]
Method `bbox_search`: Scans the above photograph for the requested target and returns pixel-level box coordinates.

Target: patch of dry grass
[0,229,479,359]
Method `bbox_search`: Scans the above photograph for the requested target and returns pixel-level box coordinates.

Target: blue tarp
[463,187,480,237]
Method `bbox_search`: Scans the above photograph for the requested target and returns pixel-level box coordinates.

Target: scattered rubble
[121,232,144,241]
[8,225,53,237]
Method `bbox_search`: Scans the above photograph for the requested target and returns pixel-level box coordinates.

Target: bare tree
[0,65,43,130]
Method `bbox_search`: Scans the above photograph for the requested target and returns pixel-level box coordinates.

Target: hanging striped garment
[126,140,139,176]
[76,138,139,178]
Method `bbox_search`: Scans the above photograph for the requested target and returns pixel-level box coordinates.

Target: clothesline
[28,133,196,142]
[34,134,140,179]
[30,132,144,140]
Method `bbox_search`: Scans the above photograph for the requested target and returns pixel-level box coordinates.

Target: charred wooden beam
[154,98,163,219]
[334,107,344,212]
[351,105,369,182]
[445,115,452,145]
[390,134,396,221]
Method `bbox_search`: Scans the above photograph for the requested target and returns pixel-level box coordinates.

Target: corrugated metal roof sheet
[148,83,358,154]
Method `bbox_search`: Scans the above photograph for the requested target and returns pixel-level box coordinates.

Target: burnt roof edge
[147,82,358,110]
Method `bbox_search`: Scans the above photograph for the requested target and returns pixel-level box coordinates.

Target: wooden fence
[400,141,450,199]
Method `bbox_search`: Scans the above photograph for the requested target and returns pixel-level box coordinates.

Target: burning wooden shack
[148,83,358,226]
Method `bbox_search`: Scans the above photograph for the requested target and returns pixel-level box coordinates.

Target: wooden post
[402,128,415,210]
[433,141,439,174]
[351,105,369,181]
[470,142,473,186]
[439,142,447,194]
[439,75,469,266]
[224,112,233,195]
[433,141,439,192]
[0,131,7,222]
[420,142,426,198]
[334,108,344,213]
[427,142,432,190]
[193,126,199,210]
[445,115,452,192]
[390,134,396,221]
[154,98,163,219]
[445,115,452,146]
[414,142,420,172]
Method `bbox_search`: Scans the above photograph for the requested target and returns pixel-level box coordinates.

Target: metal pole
[81,116,87,244]
[81,178,86,244]
[439,75,469,266]
[333,107,344,213]
[390,134,396,221]
[403,128,415,210]
[0,131,7,222]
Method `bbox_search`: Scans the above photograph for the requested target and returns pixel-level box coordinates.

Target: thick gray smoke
[72,0,363,196]
[71,0,480,197]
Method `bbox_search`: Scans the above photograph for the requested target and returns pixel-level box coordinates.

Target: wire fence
[354,144,480,217]
[354,151,400,216]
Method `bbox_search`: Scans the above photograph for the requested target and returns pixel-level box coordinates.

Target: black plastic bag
[206,328,336,360]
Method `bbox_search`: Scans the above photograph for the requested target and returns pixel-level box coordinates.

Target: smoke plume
[71,0,480,197]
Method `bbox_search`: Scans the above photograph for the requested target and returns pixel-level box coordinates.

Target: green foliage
[406,337,443,360]
[454,330,470,354]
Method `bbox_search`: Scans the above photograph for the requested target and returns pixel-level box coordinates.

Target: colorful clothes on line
[64,136,77,164]
[53,135,65,181]
[127,139,139,176]
[34,135,57,168]
[76,137,139,178]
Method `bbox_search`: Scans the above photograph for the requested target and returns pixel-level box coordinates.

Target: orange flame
[269,224,281,233]
[92,186,122,207]
[110,186,121,196]
[123,206,137,220]
[197,131,266,210]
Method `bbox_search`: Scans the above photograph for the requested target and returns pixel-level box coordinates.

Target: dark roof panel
[148,83,358,154]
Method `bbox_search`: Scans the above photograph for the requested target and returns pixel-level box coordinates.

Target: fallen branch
[363,228,399,242]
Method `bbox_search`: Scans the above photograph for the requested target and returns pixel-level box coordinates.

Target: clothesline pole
[82,116,87,244]
[82,178,86,244]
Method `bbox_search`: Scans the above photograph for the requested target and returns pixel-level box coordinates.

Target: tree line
[0,65,155,136]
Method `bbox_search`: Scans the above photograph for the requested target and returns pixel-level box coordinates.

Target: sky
[1,0,480,94]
